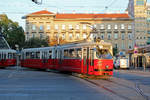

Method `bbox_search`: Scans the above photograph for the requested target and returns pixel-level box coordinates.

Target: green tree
[0,14,25,49]
[23,37,49,48]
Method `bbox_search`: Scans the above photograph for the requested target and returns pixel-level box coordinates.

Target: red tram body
[21,41,113,77]
[0,49,16,68]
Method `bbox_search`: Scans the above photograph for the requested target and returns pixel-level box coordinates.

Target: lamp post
[15,44,20,70]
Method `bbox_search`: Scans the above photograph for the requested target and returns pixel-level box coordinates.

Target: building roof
[55,13,130,19]
[26,10,130,19]
[29,10,54,15]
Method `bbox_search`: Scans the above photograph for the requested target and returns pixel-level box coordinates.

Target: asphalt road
[114,70,150,86]
[0,67,113,100]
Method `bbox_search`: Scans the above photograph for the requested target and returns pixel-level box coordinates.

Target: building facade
[128,0,148,46]
[23,10,133,52]
[147,4,150,44]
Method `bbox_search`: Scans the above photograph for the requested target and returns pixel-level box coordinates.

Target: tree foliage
[23,37,49,48]
[0,14,25,49]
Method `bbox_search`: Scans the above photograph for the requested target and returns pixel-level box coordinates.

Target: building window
[114,24,118,29]
[107,34,111,40]
[107,25,111,29]
[40,34,43,39]
[82,25,86,30]
[90,34,93,39]
[93,24,97,29]
[55,25,59,30]
[128,44,132,49]
[47,25,50,30]
[121,33,125,40]
[128,33,132,39]
[114,33,118,39]
[100,24,104,29]
[32,25,36,31]
[128,25,132,29]
[83,34,87,39]
[62,24,66,30]
[32,34,35,38]
[76,25,80,29]
[115,44,118,48]
[76,34,80,39]
[136,0,144,5]
[69,34,73,39]
[121,24,125,29]
[101,34,104,39]
[147,18,150,23]
[62,34,65,39]
[69,25,73,30]
[122,42,125,49]
[39,25,43,31]
[148,31,150,34]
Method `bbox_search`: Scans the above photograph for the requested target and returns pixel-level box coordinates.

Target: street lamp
[31,0,42,4]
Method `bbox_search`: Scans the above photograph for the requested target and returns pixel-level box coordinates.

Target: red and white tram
[21,41,113,77]
[0,49,16,68]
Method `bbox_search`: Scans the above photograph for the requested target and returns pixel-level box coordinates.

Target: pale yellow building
[147,4,150,44]
[23,10,133,52]
[128,0,148,46]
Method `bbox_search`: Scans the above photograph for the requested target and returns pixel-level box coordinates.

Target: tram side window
[3,54,6,59]
[35,52,40,59]
[76,48,82,59]
[90,49,94,66]
[26,52,30,59]
[49,51,52,59]
[13,53,16,59]
[69,49,76,58]
[8,53,13,59]
[31,52,35,59]
[64,50,68,58]
[42,52,48,59]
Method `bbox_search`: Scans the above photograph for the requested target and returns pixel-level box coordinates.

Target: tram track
[106,78,150,100]
[83,78,131,100]
[111,79,149,100]
[85,78,150,100]
[72,73,150,100]
[135,82,150,100]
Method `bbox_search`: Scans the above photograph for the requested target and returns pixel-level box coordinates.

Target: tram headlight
[105,65,109,69]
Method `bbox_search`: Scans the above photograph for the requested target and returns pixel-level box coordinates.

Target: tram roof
[0,49,16,53]
[22,46,55,52]
[22,41,112,52]
[58,41,112,48]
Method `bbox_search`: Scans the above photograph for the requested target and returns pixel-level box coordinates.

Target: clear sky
[0,0,150,29]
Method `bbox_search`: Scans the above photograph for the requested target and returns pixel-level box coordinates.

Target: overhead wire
[0,0,127,15]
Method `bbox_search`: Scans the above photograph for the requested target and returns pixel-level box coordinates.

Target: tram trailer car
[0,49,16,68]
[21,41,113,77]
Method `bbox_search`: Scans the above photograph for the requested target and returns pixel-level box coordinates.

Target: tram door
[83,47,90,74]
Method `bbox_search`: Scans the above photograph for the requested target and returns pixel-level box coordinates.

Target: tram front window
[96,49,112,59]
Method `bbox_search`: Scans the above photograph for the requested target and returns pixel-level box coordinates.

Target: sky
[0,0,150,29]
